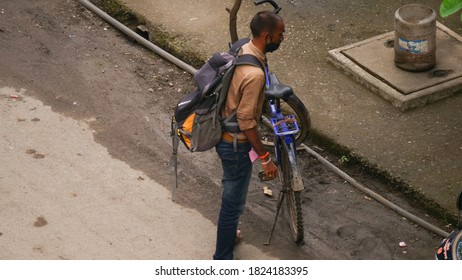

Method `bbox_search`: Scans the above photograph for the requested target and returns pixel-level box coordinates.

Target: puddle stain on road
[26,149,46,159]
[34,216,48,227]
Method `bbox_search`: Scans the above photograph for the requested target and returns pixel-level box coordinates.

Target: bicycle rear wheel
[280,139,304,244]
[259,94,310,148]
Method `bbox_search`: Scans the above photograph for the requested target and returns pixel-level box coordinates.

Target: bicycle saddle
[265,72,293,100]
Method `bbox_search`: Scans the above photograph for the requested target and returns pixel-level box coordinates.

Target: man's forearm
[243,127,267,157]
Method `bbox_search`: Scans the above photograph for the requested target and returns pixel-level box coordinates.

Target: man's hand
[261,155,279,180]
[243,127,279,179]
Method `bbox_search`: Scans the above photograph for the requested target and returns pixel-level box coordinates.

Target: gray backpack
[173,54,263,152]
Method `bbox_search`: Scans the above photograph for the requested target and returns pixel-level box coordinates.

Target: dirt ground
[0,0,449,259]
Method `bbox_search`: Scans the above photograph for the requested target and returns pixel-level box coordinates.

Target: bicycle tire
[280,139,304,244]
[259,94,310,148]
[453,230,462,260]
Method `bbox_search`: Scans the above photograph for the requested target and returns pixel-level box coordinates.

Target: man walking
[214,11,285,260]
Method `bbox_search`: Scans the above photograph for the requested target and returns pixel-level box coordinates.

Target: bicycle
[228,0,309,244]
[262,72,305,244]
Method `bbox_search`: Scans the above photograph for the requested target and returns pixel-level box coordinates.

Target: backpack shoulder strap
[235,54,264,72]
[217,54,265,112]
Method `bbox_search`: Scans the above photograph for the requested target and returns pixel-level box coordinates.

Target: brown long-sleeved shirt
[222,41,267,140]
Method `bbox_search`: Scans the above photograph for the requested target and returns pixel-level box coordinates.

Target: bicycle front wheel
[259,94,310,148]
[280,139,304,244]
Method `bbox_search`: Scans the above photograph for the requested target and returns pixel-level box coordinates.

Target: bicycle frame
[266,96,304,192]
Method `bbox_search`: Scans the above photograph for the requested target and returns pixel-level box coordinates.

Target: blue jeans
[213,140,252,260]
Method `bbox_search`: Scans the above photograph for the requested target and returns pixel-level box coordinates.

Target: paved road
[0,87,274,259]
[0,0,273,260]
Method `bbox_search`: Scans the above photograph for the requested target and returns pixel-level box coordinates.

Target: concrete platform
[329,22,462,111]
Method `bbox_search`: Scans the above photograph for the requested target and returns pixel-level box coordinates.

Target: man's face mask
[265,34,280,53]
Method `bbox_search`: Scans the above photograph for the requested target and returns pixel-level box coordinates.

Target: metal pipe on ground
[301,143,450,238]
[77,0,450,239]
[77,0,198,75]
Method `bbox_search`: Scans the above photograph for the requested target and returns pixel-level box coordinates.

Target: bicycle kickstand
[264,190,285,245]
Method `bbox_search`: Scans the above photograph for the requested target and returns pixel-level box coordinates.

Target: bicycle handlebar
[254,0,281,14]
